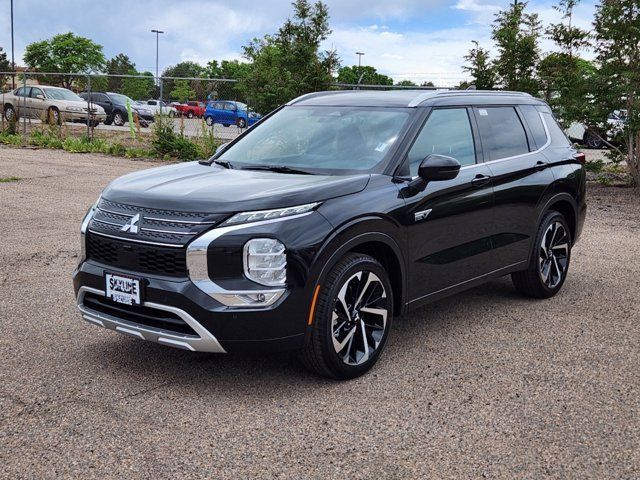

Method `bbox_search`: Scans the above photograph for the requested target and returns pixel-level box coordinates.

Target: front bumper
[67,111,107,122]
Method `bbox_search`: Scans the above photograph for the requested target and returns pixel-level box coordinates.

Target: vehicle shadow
[83,275,542,392]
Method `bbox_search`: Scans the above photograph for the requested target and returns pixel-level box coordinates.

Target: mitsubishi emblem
[121,213,141,234]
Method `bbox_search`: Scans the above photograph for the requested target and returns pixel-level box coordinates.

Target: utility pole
[11,0,15,88]
[151,29,164,86]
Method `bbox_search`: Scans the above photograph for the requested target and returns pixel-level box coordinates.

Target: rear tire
[511,211,572,299]
[187,111,194,119]
[300,253,393,380]
[237,117,247,128]
[205,116,214,126]
[584,131,604,149]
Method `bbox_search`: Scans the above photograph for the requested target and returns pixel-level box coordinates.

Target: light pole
[355,51,365,68]
[151,29,164,86]
[11,0,15,88]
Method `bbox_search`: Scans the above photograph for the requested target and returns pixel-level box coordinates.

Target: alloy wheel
[538,221,569,289]
[331,271,388,366]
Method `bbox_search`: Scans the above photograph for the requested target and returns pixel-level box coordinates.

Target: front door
[401,107,495,302]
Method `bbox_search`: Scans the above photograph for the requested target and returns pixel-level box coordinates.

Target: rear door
[13,87,31,117]
[403,107,495,302]
[92,93,112,116]
[473,105,555,269]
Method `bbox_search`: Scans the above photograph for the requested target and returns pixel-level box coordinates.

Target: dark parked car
[73,90,586,379]
[79,92,154,127]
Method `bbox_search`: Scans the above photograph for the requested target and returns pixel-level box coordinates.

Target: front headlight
[243,238,286,286]
[66,106,84,112]
[224,202,319,226]
[79,197,100,263]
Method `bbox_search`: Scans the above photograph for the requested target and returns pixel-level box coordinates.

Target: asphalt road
[0,147,638,479]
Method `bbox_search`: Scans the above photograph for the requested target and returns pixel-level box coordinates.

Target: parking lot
[0,146,638,479]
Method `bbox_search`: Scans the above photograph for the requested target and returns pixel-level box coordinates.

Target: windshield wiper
[204,159,233,169]
[240,165,314,175]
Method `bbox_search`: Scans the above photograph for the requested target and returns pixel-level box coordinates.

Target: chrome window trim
[76,286,226,353]
[186,212,313,308]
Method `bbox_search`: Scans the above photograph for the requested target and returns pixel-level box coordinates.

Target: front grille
[87,232,188,277]
[83,292,196,335]
[88,198,227,247]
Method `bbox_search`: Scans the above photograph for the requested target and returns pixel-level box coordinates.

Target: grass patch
[0,176,21,183]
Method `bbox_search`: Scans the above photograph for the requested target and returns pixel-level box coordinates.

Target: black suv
[73,90,586,379]
[78,92,154,127]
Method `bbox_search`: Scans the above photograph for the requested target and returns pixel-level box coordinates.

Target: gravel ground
[0,146,638,479]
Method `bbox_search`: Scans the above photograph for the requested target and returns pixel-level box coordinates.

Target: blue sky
[0,0,597,85]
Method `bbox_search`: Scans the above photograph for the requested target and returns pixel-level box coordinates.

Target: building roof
[289,89,546,108]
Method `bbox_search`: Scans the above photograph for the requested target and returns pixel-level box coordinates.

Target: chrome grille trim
[88,229,184,248]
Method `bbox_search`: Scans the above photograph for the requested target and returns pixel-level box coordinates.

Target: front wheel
[205,116,214,126]
[112,111,125,127]
[512,211,572,298]
[237,117,247,128]
[187,111,194,119]
[47,107,61,125]
[300,253,393,379]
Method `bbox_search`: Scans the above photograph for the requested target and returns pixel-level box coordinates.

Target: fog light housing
[243,238,286,286]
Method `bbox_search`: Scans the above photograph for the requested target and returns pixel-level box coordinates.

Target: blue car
[204,101,261,128]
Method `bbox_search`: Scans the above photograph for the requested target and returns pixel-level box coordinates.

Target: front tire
[237,117,247,128]
[512,211,572,298]
[112,111,125,127]
[187,111,194,119]
[47,107,61,125]
[205,116,214,126]
[301,253,393,379]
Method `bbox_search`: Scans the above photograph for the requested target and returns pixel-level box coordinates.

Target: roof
[289,89,547,108]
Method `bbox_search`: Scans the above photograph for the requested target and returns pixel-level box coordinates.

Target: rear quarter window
[475,107,530,161]
[542,112,572,147]
[519,105,548,149]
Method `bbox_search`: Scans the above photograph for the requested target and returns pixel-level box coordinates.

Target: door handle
[534,161,548,171]
[471,174,491,187]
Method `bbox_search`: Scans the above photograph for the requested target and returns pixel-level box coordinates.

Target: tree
[463,41,496,89]
[491,1,541,94]
[106,53,136,91]
[0,47,11,89]
[23,32,105,88]
[421,81,435,87]
[205,59,253,101]
[396,80,417,87]
[161,61,205,99]
[121,71,155,100]
[592,0,640,187]
[170,80,196,102]
[241,0,339,113]
[337,66,393,85]
[538,0,593,126]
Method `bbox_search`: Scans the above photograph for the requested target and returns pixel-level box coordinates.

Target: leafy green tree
[538,0,593,127]
[23,32,105,88]
[463,41,496,89]
[241,0,339,113]
[396,80,417,87]
[421,81,435,87]
[205,59,252,100]
[0,46,11,89]
[161,61,205,99]
[592,0,640,186]
[491,1,541,94]
[121,71,155,100]
[106,53,136,91]
[337,66,393,86]
[170,79,196,102]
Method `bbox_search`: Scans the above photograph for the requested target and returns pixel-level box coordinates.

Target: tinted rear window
[519,105,548,149]
[542,112,571,147]
[475,107,530,161]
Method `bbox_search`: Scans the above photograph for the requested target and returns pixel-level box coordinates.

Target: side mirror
[418,154,461,182]
[35,94,45,100]
[216,142,230,154]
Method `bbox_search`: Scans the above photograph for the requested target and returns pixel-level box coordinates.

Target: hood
[102,162,370,213]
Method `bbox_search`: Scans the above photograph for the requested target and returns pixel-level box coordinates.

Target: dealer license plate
[105,273,142,306]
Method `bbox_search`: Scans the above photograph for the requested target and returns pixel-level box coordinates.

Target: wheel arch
[538,192,578,243]
[312,217,407,317]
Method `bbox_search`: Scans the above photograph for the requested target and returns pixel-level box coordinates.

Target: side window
[519,105,548,149]
[148,100,156,106]
[475,107,530,161]
[224,103,237,111]
[15,87,30,97]
[30,87,44,98]
[214,102,224,110]
[407,108,476,175]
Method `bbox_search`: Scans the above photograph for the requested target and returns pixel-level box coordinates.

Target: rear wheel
[237,117,247,128]
[205,116,214,126]
[584,131,604,149]
[187,111,194,119]
[512,211,572,298]
[301,253,393,379]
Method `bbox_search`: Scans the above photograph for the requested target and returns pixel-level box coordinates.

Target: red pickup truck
[175,101,206,118]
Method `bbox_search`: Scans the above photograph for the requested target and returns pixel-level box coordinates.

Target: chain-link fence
[0,71,257,155]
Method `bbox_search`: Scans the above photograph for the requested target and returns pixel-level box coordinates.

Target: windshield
[43,88,83,101]
[218,106,410,173]
[109,93,135,105]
